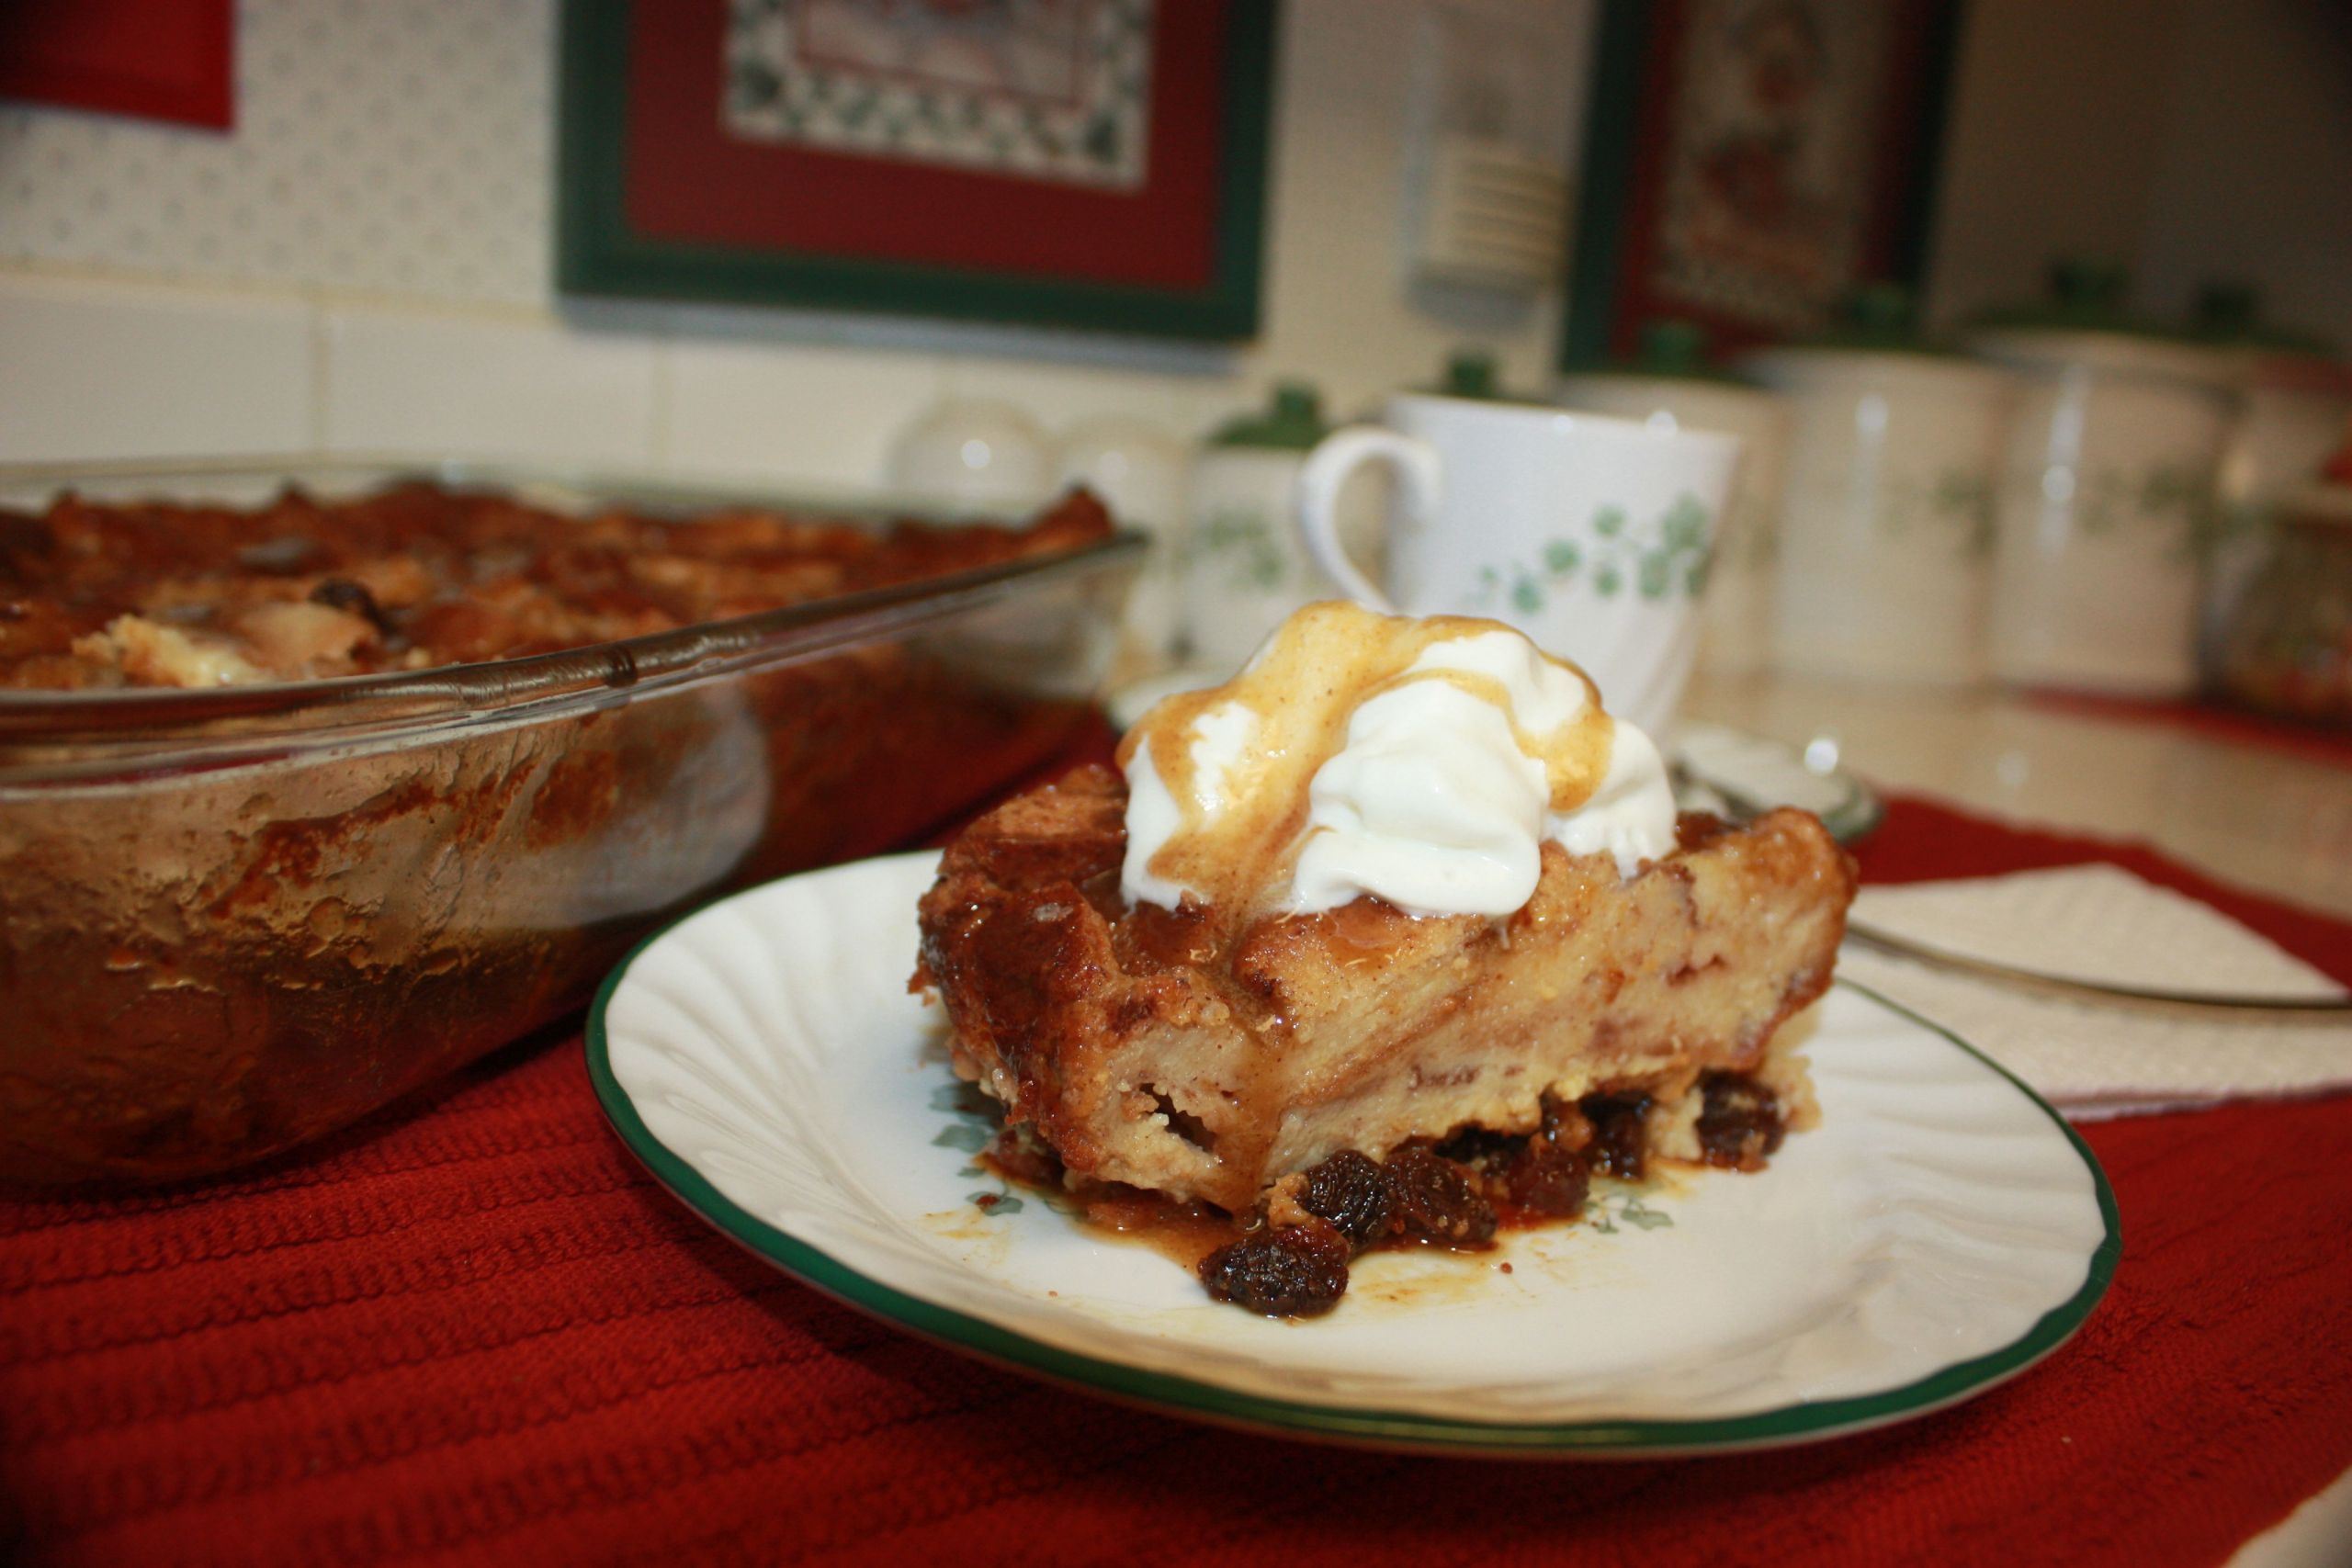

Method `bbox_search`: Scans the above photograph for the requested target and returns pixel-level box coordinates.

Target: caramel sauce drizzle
[1114,602,1620,914]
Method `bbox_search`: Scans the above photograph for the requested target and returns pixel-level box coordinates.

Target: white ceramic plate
[589,853,2117,1456]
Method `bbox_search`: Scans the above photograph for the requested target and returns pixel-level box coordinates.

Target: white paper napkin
[1838,864,2352,1120]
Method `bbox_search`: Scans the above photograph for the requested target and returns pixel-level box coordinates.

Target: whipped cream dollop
[1116,602,1678,918]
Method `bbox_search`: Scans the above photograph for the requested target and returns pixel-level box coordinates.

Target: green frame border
[557,0,1277,340]
[1559,0,1967,370]
[584,907,2120,1456]
[1560,0,1654,372]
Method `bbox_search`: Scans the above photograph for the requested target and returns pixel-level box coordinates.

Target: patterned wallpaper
[0,0,553,308]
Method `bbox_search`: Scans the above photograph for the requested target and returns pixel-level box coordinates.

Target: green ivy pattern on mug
[1473,493,1713,616]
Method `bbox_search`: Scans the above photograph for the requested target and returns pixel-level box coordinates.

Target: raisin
[1674,809,1735,852]
[1381,1145,1497,1246]
[309,576,394,634]
[1433,1126,1521,1173]
[1501,1138,1591,1215]
[1582,1092,1652,1180]
[1295,1149,1392,1247]
[1696,1072,1785,1170]
[1198,1223,1351,1317]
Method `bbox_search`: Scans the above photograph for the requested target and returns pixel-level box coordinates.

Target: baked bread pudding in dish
[0,481,1110,691]
[0,480,1110,688]
[0,477,1123,1184]
[915,603,1856,1315]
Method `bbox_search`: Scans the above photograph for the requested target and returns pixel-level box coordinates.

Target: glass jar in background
[1745,287,2016,687]
[2216,479,2352,728]
[1057,416,1190,683]
[2189,282,2352,679]
[1557,320,1792,680]
[1968,260,2237,696]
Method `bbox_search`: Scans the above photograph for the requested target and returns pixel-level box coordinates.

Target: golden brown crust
[917,772,1857,1213]
[0,483,1113,688]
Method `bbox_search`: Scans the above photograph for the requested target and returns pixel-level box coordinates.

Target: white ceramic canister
[1558,323,1792,679]
[1745,300,2016,687]
[1055,416,1190,682]
[1181,383,1349,674]
[1968,265,2238,694]
[886,398,1051,512]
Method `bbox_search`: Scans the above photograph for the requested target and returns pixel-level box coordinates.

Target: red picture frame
[1562,0,1962,367]
[0,0,235,131]
[559,0,1277,340]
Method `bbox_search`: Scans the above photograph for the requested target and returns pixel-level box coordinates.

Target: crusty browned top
[0,482,1112,688]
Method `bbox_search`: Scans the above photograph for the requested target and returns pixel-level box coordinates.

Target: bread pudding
[0,479,1109,688]
[0,479,1122,1185]
[915,603,1856,1314]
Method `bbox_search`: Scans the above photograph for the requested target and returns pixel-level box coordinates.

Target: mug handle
[1295,426,1443,613]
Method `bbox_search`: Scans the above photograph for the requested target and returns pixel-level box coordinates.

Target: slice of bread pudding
[915,764,1852,1215]
[910,604,1857,1314]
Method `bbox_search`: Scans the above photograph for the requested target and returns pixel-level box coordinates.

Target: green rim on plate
[585,916,2119,1456]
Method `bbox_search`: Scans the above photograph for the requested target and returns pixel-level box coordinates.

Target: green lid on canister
[2193,279,2259,338]
[1438,351,1501,399]
[1426,348,1554,402]
[1790,282,1965,357]
[2052,255,2129,313]
[1208,381,1328,449]
[1970,256,2189,343]
[2187,278,2336,356]
[1634,319,1709,374]
[1562,319,1754,385]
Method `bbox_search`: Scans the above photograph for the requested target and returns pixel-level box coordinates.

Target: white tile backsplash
[320,305,658,468]
[0,274,312,462]
[940,355,1200,441]
[661,336,944,490]
[0,272,1292,488]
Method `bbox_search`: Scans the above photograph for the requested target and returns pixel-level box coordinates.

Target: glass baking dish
[0,459,1141,1184]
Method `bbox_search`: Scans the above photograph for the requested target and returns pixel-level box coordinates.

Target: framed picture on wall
[558,0,1277,340]
[0,0,235,130]
[1559,0,1963,367]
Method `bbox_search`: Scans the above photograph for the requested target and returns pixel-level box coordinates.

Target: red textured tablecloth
[6,758,2352,1566]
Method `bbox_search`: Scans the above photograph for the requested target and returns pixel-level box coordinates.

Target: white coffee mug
[1295,393,1740,734]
